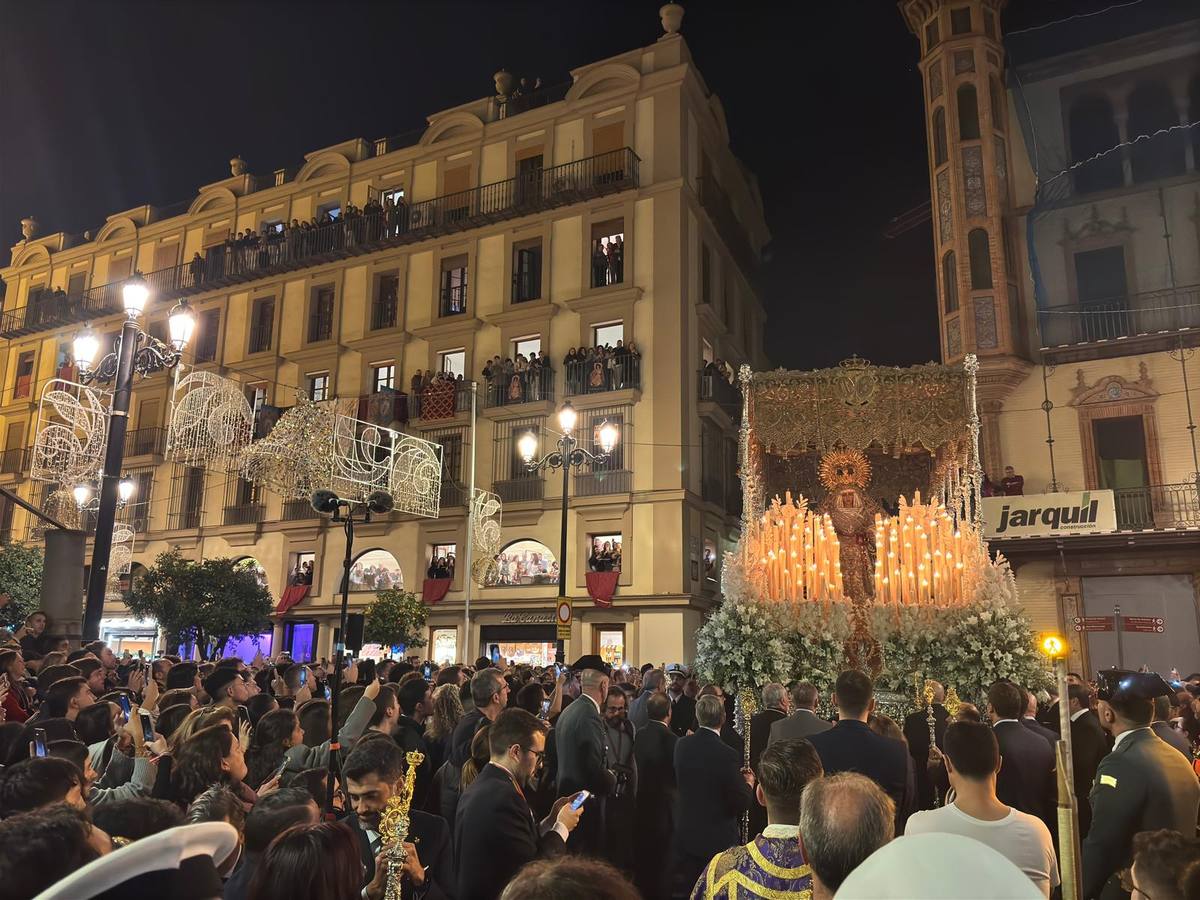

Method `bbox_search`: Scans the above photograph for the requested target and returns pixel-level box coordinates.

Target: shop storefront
[98,617,159,657]
[479,623,558,667]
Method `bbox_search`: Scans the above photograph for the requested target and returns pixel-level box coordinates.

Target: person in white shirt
[906,721,1059,898]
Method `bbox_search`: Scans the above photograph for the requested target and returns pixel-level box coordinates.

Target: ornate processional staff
[738,689,757,843]
[380,750,425,900]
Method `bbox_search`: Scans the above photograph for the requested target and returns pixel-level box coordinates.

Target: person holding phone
[0,649,32,722]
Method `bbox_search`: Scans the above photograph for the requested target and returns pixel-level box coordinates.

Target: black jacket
[393,715,433,811]
[1082,728,1200,900]
[1151,721,1192,760]
[747,707,786,836]
[440,708,487,825]
[993,720,1055,828]
[669,693,696,737]
[347,809,454,900]
[1070,709,1109,837]
[672,728,754,863]
[634,722,678,900]
[1022,716,1059,747]
[902,704,948,810]
[807,720,910,831]
[454,763,565,900]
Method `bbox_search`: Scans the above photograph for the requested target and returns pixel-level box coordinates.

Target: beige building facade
[903,0,1200,676]
[0,20,768,666]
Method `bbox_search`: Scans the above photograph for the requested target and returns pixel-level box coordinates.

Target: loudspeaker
[43,529,86,644]
[344,613,365,652]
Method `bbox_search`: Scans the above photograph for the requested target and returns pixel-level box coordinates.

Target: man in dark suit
[672,693,756,895]
[901,680,948,810]
[747,682,788,838]
[342,734,454,900]
[1036,671,1086,733]
[454,708,583,900]
[1066,682,1109,838]
[1151,694,1192,760]
[1021,688,1058,747]
[633,692,678,900]
[667,664,696,737]
[440,667,508,825]
[987,680,1055,830]
[555,655,616,857]
[1082,670,1200,900]
[806,670,909,832]
[768,682,832,747]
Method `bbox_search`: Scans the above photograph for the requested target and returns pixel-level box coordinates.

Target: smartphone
[323,685,332,701]
[275,758,290,781]
[138,709,155,744]
[490,645,501,666]
[237,706,250,729]
[299,667,308,687]
[422,662,433,680]
[570,790,591,811]
[33,728,48,758]
[117,694,133,717]
[553,663,562,678]
[539,699,551,719]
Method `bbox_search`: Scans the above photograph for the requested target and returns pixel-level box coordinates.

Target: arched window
[989,76,1006,132]
[490,539,558,587]
[957,84,981,140]
[234,557,269,590]
[968,229,993,289]
[932,108,948,166]
[1069,96,1123,193]
[1127,80,1185,183]
[942,251,959,313]
[348,549,403,592]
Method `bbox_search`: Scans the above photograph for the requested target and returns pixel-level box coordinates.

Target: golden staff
[380,750,425,900]
[739,688,757,843]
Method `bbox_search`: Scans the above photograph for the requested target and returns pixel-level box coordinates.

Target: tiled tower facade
[901,0,1033,475]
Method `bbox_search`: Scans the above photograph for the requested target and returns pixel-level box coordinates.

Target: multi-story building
[0,10,768,666]
[902,0,1200,675]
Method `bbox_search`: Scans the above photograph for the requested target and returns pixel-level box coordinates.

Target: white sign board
[983,490,1117,539]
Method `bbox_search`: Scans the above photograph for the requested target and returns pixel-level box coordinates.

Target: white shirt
[1113,726,1150,752]
[1070,708,1089,723]
[583,692,602,716]
[906,803,1059,897]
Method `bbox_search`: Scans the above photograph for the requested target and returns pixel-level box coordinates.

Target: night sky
[0,0,1118,370]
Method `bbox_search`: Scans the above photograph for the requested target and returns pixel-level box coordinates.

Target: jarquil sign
[983,490,1117,538]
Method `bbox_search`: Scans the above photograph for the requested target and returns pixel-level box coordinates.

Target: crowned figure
[817,448,881,601]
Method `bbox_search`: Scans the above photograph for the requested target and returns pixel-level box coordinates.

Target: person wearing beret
[555,655,617,859]
[1081,670,1200,900]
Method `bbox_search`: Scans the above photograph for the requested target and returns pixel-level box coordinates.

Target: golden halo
[818,449,871,491]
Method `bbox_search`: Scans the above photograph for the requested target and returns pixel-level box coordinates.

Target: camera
[613,770,630,799]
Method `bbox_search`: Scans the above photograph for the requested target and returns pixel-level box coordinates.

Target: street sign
[1121,615,1165,634]
[556,598,573,640]
[1073,616,1115,632]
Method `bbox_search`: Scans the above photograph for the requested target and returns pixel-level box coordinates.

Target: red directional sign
[1122,615,1165,634]
[1073,616,1115,633]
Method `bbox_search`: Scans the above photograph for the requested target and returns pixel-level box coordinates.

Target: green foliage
[0,543,45,628]
[128,550,273,659]
[364,589,428,650]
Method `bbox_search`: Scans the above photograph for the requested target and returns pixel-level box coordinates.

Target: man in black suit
[1151,694,1192,760]
[901,679,948,810]
[633,692,678,900]
[1021,687,1058,747]
[768,682,832,746]
[666,665,696,737]
[342,734,454,900]
[1082,670,1200,900]
[454,708,583,900]
[555,655,616,857]
[1066,682,1108,838]
[806,670,909,832]
[1036,671,1086,733]
[987,680,1055,830]
[747,682,788,838]
[672,693,756,895]
[440,667,508,825]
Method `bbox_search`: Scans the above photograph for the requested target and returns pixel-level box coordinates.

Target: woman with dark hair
[248,820,373,900]
[170,724,251,809]
[247,692,279,728]
[296,699,331,747]
[460,723,491,791]
[245,709,302,790]
[156,704,194,745]
[0,648,32,722]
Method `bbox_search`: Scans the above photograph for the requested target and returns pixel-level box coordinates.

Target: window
[373,273,400,330]
[989,77,1005,132]
[588,533,622,572]
[1128,81,1186,183]
[308,372,330,402]
[703,338,714,364]
[950,7,971,34]
[443,166,471,222]
[428,544,457,579]
[983,9,996,38]
[249,297,275,353]
[957,84,980,140]
[283,622,318,663]
[591,219,625,288]
[289,551,315,587]
[308,286,335,343]
[701,244,713,305]
[439,349,465,380]
[593,321,624,348]
[349,549,403,592]
[372,363,395,393]
[514,335,541,359]
[67,271,87,295]
[262,220,284,234]
[703,537,719,580]
[440,256,468,316]
[490,539,557,586]
[1093,416,1148,490]
[317,201,341,221]
[1068,96,1123,193]
[512,238,542,303]
[431,628,457,665]
[247,385,267,416]
[195,309,220,362]
[14,351,34,400]
[942,251,959,313]
[932,108,948,166]
[1074,246,1128,307]
[595,627,625,668]
[968,229,992,289]
[925,18,940,50]
[173,465,205,529]
[108,255,133,282]
[381,187,406,206]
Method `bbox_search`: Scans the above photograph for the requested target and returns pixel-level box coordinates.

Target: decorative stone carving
[1069,362,1156,406]
[994,137,1008,202]
[1060,204,1134,243]
[946,318,962,358]
[973,296,997,349]
[953,50,975,74]
[962,146,987,217]
[659,2,684,35]
[493,69,513,97]
[230,155,247,177]
[937,169,952,244]
[20,217,37,241]
[928,59,943,101]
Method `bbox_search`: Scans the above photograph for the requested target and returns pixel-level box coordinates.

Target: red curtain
[586,571,619,608]
[422,578,453,605]
[275,584,309,615]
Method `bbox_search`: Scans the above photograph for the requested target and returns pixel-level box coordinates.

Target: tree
[364,589,428,651]
[128,550,273,659]
[0,543,45,628]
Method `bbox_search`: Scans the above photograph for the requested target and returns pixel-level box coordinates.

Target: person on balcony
[1001,466,1024,496]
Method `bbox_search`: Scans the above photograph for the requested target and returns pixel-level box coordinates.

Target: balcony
[440,483,468,508]
[575,468,631,496]
[308,308,334,343]
[224,504,266,526]
[248,322,274,354]
[282,498,320,521]
[1113,482,1200,531]
[0,148,642,341]
[124,427,166,458]
[1038,285,1200,349]
[170,508,202,530]
[371,295,398,330]
[412,380,473,421]
[439,283,468,318]
[0,447,29,476]
[494,477,545,503]
[483,369,554,409]
[697,176,759,275]
[356,390,409,427]
[698,370,742,419]
[564,355,640,397]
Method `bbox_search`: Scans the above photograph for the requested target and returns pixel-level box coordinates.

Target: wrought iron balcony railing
[563,356,641,396]
[223,504,266,526]
[123,427,166,458]
[411,380,473,421]
[0,447,29,476]
[282,498,320,521]
[483,368,554,408]
[1037,285,1200,348]
[1113,482,1200,531]
[575,468,631,496]
[698,370,742,418]
[493,477,545,504]
[0,148,641,340]
[371,296,398,330]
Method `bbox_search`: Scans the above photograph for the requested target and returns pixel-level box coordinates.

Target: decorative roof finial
[493,69,513,98]
[230,155,247,177]
[659,3,684,35]
[20,217,38,241]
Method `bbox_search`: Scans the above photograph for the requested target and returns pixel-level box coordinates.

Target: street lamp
[520,400,619,663]
[1040,633,1082,900]
[74,272,194,641]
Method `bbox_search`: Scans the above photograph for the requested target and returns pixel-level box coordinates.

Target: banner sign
[1122,616,1165,634]
[1073,616,1115,632]
[983,490,1117,539]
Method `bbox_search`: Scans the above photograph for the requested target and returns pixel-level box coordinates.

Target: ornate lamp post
[72,273,195,641]
[519,401,618,664]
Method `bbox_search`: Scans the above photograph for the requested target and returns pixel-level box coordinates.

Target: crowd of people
[2,603,1200,899]
[482,354,554,406]
[563,342,641,395]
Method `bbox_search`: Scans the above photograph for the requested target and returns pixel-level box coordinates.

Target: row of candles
[751,491,846,603]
